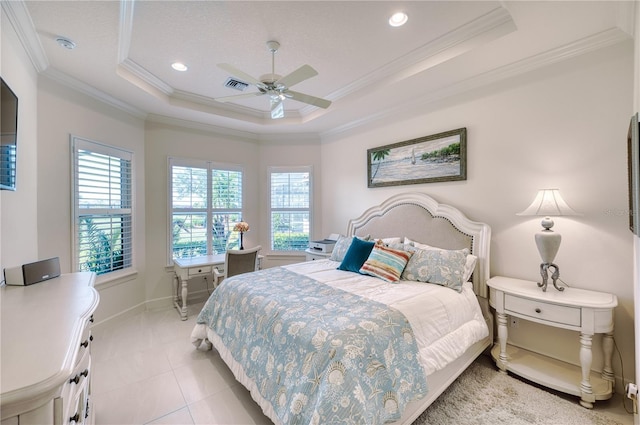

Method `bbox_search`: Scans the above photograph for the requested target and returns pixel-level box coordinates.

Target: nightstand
[487,276,618,408]
[305,248,332,261]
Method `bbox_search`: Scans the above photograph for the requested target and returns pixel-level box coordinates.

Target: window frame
[268,165,313,253]
[71,135,135,278]
[167,157,245,264]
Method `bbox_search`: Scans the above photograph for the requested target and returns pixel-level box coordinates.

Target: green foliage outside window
[78,217,124,275]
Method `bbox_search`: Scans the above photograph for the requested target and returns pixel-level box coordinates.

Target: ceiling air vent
[224,77,249,91]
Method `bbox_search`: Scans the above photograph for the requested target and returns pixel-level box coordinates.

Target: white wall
[0,11,39,271]
[144,121,261,306]
[257,138,323,267]
[144,121,323,307]
[37,78,146,323]
[321,42,636,389]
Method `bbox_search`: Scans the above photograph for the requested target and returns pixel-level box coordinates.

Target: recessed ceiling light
[171,62,188,72]
[55,36,76,50]
[389,12,408,27]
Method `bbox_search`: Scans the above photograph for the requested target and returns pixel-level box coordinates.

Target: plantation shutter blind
[72,137,133,275]
[169,158,244,260]
[171,162,209,258]
[270,169,311,251]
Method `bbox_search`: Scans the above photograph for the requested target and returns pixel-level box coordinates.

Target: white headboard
[346,192,491,298]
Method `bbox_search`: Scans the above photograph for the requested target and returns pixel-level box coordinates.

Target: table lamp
[233,221,250,250]
[517,189,580,291]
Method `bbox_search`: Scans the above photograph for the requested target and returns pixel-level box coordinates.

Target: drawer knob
[69,369,89,384]
[70,412,80,423]
[535,308,542,313]
[80,339,89,348]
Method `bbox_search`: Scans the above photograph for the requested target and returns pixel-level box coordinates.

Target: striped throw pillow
[359,244,413,282]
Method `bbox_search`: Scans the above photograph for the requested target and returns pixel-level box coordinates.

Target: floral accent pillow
[403,238,477,282]
[329,234,370,262]
[360,244,413,283]
[401,246,470,292]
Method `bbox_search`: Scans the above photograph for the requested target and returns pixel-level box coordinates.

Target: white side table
[304,248,332,261]
[173,254,225,320]
[487,276,618,408]
[173,254,263,320]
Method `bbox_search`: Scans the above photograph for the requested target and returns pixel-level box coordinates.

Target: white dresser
[1,272,100,425]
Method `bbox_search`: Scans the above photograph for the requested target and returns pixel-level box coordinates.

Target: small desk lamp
[233,221,250,250]
[517,189,580,292]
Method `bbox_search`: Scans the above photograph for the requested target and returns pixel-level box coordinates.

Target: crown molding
[145,114,260,141]
[322,26,631,140]
[615,1,636,37]
[43,68,147,119]
[1,0,49,72]
[301,5,516,116]
[119,58,174,96]
[118,0,135,63]
[145,114,320,144]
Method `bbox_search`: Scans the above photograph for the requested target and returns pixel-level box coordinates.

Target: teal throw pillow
[338,237,375,273]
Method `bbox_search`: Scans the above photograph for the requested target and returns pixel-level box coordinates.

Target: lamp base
[538,262,564,292]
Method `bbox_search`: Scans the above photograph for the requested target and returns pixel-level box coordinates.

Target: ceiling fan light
[389,12,408,27]
[171,62,188,72]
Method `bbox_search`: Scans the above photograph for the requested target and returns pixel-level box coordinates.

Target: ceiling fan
[215,40,331,119]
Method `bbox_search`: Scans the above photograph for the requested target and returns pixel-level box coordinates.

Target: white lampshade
[517,189,580,219]
[516,189,580,282]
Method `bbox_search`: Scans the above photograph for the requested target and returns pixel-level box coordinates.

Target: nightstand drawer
[188,266,212,276]
[505,294,581,327]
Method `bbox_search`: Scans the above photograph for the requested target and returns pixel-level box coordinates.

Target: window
[72,136,133,275]
[269,167,311,251]
[169,158,243,260]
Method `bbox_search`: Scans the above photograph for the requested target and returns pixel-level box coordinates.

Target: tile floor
[91,303,634,425]
[91,302,272,425]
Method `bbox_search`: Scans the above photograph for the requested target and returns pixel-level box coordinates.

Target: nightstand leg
[579,333,595,408]
[496,312,509,374]
[601,332,615,382]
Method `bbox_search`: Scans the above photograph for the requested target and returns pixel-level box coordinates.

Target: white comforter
[282,259,489,376]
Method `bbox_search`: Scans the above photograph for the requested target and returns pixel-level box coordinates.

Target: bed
[191,192,492,424]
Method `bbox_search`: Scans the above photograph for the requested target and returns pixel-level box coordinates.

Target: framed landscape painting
[367,127,467,188]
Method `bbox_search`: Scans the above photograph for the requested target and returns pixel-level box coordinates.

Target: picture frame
[367,127,467,188]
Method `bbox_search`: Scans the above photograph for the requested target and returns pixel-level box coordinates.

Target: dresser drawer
[505,294,581,327]
[188,266,212,276]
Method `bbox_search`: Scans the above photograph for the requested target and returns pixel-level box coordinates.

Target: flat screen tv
[628,112,639,235]
[0,77,18,191]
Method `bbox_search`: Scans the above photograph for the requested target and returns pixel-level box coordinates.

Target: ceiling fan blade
[214,92,265,103]
[218,63,266,89]
[275,64,318,89]
[286,90,331,109]
[270,97,284,119]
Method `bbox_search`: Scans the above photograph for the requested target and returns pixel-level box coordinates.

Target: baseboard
[91,302,146,330]
[91,290,212,329]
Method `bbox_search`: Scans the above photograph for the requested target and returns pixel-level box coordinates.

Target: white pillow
[404,237,477,282]
[373,237,402,246]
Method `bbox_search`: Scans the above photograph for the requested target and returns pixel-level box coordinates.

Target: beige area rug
[414,355,628,425]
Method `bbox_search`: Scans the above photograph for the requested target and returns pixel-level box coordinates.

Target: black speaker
[4,257,60,286]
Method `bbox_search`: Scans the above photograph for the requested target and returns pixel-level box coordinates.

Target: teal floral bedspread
[196,267,428,424]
